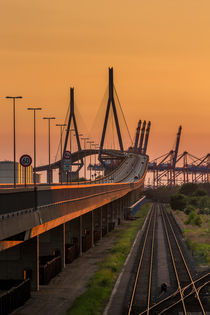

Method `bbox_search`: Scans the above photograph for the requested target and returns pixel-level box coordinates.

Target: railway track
[125,203,209,315]
[126,204,157,315]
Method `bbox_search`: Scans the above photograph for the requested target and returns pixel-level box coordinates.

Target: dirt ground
[12,225,126,315]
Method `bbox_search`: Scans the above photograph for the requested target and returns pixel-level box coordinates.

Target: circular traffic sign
[20,154,32,167]
[63,150,71,159]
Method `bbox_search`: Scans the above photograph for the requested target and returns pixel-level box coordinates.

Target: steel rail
[158,280,210,315]
[138,272,210,315]
[127,205,155,315]
[163,206,207,314]
[161,207,188,314]
[146,205,156,315]
[157,282,209,315]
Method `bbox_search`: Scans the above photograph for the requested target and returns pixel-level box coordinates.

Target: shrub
[198,195,210,209]
[199,208,210,215]
[192,189,207,197]
[193,215,203,227]
[188,196,199,207]
[184,205,195,215]
[179,183,198,196]
[185,211,203,227]
[185,210,196,224]
[170,194,187,211]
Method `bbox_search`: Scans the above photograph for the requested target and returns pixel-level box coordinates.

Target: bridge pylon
[99,68,124,165]
[63,88,82,154]
[60,88,83,182]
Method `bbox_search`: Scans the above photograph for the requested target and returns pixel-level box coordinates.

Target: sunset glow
[0,0,209,165]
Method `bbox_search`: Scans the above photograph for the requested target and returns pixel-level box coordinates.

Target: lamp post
[56,124,66,184]
[81,137,89,181]
[27,107,42,185]
[74,133,83,182]
[93,143,99,180]
[5,96,23,188]
[43,117,56,184]
[87,140,94,181]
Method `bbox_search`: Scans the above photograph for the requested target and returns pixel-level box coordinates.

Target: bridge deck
[0,153,148,248]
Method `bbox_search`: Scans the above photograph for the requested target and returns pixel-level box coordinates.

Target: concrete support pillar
[39,224,65,269]
[102,205,108,236]
[79,216,82,256]
[110,202,114,224]
[120,198,124,221]
[100,207,102,240]
[114,201,118,225]
[91,211,94,247]
[116,199,120,225]
[106,205,109,232]
[0,236,39,291]
[65,221,71,245]
[47,169,53,184]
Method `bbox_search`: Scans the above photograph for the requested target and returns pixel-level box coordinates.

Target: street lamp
[81,137,89,180]
[56,123,66,184]
[93,143,99,180]
[5,96,23,188]
[43,117,56,184]
[87,140,94,181]
[74,133,83,182]
[27,107,42,185]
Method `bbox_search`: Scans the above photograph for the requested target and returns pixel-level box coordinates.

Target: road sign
[20,154,32,167]
[63,151,71,159]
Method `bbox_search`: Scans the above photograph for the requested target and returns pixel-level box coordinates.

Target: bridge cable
[114,85,133,146]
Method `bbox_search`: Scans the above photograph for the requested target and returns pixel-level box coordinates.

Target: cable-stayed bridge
[0,68,209,314]
[0,68,150,300]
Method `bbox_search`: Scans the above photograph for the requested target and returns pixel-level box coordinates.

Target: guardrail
[0,279,30,315]
[39,255,62,285]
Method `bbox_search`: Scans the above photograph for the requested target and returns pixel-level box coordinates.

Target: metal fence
[0,279,30,315]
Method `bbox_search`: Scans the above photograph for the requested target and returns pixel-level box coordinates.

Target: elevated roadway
[0,153,148,245]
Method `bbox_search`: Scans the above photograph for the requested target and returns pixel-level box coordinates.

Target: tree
[184,205,195,215]
[179,183,198,196]
[192,189,207,197]
[170,194,187,211]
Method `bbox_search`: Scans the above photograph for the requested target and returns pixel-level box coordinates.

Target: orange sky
[0,0,210,166]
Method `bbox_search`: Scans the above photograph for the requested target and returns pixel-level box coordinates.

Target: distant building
[0,161,37,184]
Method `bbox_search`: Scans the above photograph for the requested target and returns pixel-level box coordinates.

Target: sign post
[63,151,71,184]
[20,154,32,187]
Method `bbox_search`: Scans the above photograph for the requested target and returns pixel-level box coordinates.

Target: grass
[174,210,210,266]
[66,202,151,315]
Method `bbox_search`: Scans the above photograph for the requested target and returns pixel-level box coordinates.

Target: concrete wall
[0,190,144,291]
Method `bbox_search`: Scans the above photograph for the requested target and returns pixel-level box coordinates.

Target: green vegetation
[145,185,179,203]
[66,203,151,315]
[185,237,210,265]
[170,193,187,211]
[169,183,210,266]
[184,210,203,227]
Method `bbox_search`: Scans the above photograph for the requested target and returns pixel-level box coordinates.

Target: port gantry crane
[148,126,210,187]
